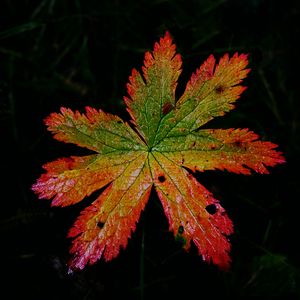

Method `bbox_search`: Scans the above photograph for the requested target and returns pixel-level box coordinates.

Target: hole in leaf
[205,204,217,215]
[175,229,187,246]
[97,221,104,229]
[158,175,166,183]
[178,225,184,234]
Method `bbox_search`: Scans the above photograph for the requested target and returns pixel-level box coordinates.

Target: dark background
[1,0,299,299]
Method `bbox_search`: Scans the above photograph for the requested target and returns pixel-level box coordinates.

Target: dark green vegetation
[1,0,299,299]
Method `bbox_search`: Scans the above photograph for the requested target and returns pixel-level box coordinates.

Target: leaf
[124,31,182,146]
[32,32,285,271]
[68,152,152,268]
[154,129,283,174]
[149,152,233,269]
[44,107,145,153]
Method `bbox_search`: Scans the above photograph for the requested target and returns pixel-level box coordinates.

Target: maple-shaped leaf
[32,32,285,271]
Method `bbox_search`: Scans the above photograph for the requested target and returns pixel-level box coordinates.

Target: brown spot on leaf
[234,140,247,150]
[162,102,173,115]
[215,85,225,94]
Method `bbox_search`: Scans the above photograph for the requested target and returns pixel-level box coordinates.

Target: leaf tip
[161,30,173,45]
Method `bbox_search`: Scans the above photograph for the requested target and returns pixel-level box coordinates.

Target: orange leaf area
[68,152,152,269]
[150,153,233,270]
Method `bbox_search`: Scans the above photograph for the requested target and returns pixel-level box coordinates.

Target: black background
[1,0,299,299]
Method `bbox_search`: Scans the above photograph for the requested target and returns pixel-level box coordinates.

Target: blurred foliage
[0,0,299,299]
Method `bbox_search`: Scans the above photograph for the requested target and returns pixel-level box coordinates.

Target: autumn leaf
[32,32,285,271]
